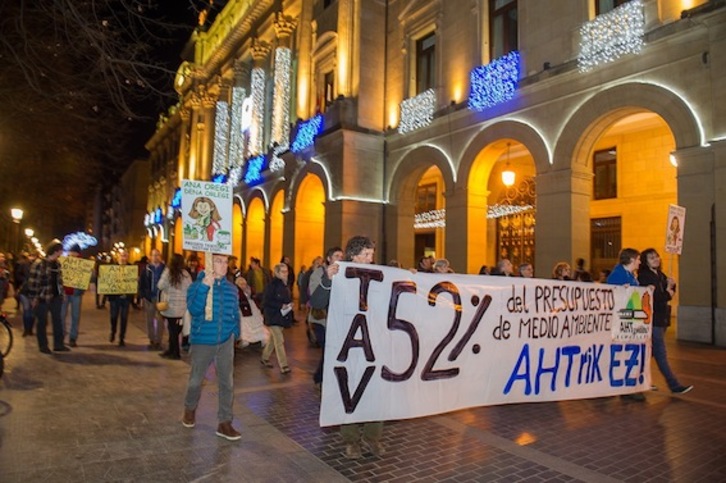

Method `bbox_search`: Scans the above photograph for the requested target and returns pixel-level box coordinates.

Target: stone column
[199,85,217,181]
[271,13,296,149]
[177,106,191,184]
[250,39,271,155]
[675,144,720,344]
[444,185,469,273]
[534,167,591,277]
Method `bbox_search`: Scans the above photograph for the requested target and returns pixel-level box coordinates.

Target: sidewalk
[1,291,726,482]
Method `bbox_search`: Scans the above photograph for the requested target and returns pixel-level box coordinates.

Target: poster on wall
[181,179,233,255]
[664,204,686,255]
[320,264,653,427]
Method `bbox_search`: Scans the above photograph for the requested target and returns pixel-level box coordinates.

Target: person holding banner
[107,249,135,347]
[182,253,241,441]
[332,235,385,460]
[607,248,646,402]
[61,245,85,347]
[638,248,693,395]
[308,246,344,392]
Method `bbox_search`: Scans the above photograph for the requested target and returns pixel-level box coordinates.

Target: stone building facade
[144,0,726,346]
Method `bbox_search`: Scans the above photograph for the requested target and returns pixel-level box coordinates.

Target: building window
[416,183,437,214]
[596,0,631,16]
[416,31,436,95]
[593,147,617,200]
[490,0,518,60]
[591,216,621,276]
[323,71,335,111]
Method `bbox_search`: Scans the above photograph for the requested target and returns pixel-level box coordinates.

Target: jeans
[652,326,681,390]
[19,294,34,334]
[62,293,83,341]
[145,301,164,345]
[110,297,130,342]
[261,325,288,369]
[184,336,235,423]
[313,323,326,384]
[35,296,64,350]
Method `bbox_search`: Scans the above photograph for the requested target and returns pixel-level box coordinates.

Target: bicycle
[0,311,13,358]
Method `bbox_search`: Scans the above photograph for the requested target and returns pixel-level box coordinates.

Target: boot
[182,409,195,428]
[215,421,241,441]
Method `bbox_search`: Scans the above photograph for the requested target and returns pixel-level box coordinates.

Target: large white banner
[320,264,653,426]
[181,179,233,255]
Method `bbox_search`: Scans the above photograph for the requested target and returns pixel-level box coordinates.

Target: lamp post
[10,208,24,254]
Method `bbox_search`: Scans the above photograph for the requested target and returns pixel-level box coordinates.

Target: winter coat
[157,268,192,318]
[187,271,240,345]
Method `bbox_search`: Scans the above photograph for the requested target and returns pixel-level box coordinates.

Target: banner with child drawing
[181,179,233,255]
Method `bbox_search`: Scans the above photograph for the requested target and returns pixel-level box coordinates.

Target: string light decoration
[155,207,163,224]
[271,48,292,149]
[269,144,286,173]
[244,154,266,186]
[487,204,534,219]
[399,88,436,134]
[291,114,323,154]
[414,209,446,229]
[578,0,644,72]
[229,86,247,168]
[249,67,266,155]
[212,173,227,184]
[171,188,182,209]
[228,165,243,187]
[212,100,230,175]
[468,51,520,111]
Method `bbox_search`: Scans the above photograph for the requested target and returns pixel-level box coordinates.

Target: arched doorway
[413,166,446,262]
[246,197,266,267]
[232,202,243,261]
[294,174,325,270]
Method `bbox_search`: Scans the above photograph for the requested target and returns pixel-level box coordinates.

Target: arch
[387,144,456,204]
[289,158,332,205]
[245,195,266,266]
[294,173,325,274]
[555,82,702,170]
[458,120,550,180]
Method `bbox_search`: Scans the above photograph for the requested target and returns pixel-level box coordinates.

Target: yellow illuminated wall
[246,197,266,266]
[174,220,183,254]
[232,203,243,261]
[270,191,284,266]
[294,174,325,270]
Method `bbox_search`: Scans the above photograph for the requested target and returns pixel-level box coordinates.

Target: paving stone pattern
[1,293,725,482]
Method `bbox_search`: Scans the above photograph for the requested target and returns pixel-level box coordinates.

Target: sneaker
[216,421,241,441]
[39,347,52,354]
[260,359,273,368]
[672,385,694,395]
[280,366,291,374]
[182,409,195,428]
[344,442,362,460]
[54,346,71,352]
[362,437,385,457]
[69,339,77,348]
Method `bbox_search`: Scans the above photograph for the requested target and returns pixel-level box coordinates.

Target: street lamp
[10,208,24,253]
[24,228,34,238]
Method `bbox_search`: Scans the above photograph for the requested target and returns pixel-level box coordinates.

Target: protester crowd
[0,238,692,457]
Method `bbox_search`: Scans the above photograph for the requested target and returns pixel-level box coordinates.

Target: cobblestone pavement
[1,293,725,482]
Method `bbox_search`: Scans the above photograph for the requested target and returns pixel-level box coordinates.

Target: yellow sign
[59,256,95,290]
[97,265,138,295]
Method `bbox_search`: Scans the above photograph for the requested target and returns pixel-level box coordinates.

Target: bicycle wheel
[0,321,13,357]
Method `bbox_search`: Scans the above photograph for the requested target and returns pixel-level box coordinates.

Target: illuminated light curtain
[291,114,323,154]
[468,51,520,111]
[229,86,247,170]
[271,47,292,149]
[399,88,436,134]
[578,0,644,72]
[249,67,266,155]
[212,100,230,175]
